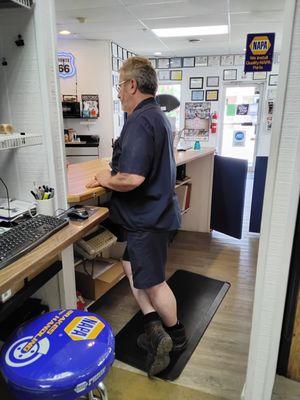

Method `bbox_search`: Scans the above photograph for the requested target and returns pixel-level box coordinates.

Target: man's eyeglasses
[115,79,129,92]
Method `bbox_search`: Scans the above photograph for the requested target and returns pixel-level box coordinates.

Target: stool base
[78,382,108,400]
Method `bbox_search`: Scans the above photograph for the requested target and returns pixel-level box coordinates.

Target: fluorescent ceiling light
[154,52,162,55]
[152,25,228,38]
[59,30,71,35]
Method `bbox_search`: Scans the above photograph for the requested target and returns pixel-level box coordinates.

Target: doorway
[219,84,264,171]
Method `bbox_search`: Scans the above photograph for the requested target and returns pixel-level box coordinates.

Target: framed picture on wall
[117,46,123,59]
[117,58,123,70]
[157,58,170,69]
[253,71,267,80]
[112,57,118,72]
[111,42,118,57]
[82,94,99,118]
[268,74,278,86]
[148,58,157,68]
[208,55,220,67]
[62,95,78,102]
[205,89,219,101]
[170,70,182,80]
[123,48,128,60]
[234,54,245,66]
[191,90,204,101]
[189,77,203,89]
[183,57,195,67]
[157,70,170,81]
[170,57,182,68]
[195,56,208,67]
[221,55,234,66]
[223,69,237,80]
[206,76,219,87]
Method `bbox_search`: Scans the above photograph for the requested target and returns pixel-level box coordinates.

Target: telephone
[74,226,117,260]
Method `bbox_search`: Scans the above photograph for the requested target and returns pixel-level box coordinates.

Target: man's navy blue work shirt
[109,97,181,232]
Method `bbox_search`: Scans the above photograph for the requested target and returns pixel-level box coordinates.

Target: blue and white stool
[0,310,114,400]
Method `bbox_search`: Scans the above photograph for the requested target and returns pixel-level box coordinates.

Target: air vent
[0,0,32,9]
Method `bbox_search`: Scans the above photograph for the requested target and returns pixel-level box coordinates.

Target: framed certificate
[122,48,128,60]
[268,74,278,86]
[112,57,118,72]
[206,76,219,87]
[191,90,204,101]
[208,55,220,67]
[234,54,245,66]
[253,71,267,80]
[205,89,219,101]
[117,46,123,59]
[157,70,170,81]
[221,55,234,66]
[111,42,118,58]
[183,57,195,67]
[157,58,170,69]
[195,56,208,67]
[223,69,237,80]
[148,58,157,69]
[189,77,203,89]
[170,70,182,80]
[170,57,182,68]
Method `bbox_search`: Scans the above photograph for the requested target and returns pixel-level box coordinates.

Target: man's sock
[143,311,160,325]
[164,321,184,332]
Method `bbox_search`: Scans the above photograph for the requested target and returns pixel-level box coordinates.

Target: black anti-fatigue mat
[115,269,230,380]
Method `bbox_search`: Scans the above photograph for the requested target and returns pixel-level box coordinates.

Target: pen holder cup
[36,198,55,216]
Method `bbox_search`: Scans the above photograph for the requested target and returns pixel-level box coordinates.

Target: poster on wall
[233,130,246,146]
[236,104,249,115]
[266,101,274,131]
[57,52,76,78]
[244,33,275,72]
[184,102,210,141]
[81,94,99,118]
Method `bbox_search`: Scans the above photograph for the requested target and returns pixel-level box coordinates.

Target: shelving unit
[0,134,42,151]
[175,177,192,189]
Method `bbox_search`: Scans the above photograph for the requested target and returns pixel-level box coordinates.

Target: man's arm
[86,170,145,192]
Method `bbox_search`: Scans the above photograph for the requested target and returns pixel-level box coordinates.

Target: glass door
[220,84,263,171]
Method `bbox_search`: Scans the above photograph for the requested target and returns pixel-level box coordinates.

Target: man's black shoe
[142,319,172,377]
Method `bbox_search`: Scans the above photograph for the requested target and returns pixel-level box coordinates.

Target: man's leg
[145,282,177,327]
[122,260,156,315]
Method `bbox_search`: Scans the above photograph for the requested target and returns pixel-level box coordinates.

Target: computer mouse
[67,208,89,220]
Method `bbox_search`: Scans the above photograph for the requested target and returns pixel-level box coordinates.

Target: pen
[30,190,38,200]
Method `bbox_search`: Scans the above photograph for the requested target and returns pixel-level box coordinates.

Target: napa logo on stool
[65,316,105,340]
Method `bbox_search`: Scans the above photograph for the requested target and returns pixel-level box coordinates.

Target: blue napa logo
[235,131,245,141]
[58,52,76,78]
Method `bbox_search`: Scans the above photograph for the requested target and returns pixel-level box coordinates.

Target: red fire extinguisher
[211,112,218,134]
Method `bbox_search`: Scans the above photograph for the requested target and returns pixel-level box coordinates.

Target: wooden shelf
[175,177,192,189]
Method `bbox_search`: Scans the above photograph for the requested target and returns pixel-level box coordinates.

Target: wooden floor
[92,175,259,399]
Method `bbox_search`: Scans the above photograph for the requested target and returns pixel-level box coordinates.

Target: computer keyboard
[0,215,69,271]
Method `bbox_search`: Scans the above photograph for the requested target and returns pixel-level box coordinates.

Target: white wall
[0,8,49,201]
[155,59,279,156]
[58,39,114,158]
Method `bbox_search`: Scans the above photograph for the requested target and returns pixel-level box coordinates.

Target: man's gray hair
[120,56,158,96]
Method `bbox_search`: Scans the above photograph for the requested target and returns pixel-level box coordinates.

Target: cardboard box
[75,260,124,300]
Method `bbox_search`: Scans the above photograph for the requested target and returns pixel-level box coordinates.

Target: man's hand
[86,170,111,189]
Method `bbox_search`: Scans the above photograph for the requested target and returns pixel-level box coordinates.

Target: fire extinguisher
[211,112,218,134]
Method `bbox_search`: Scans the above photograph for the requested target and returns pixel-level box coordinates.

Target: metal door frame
[218,81,266,172]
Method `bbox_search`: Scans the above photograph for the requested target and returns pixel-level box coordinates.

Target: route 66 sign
[58,52,76,78]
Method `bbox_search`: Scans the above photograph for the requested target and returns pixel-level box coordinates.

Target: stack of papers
[0,199,36,220]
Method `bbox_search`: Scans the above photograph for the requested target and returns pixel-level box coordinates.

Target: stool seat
[0,310,114,400]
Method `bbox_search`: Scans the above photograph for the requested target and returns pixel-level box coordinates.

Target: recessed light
[59,30,71,35]
[243,48,246,52]
[152,25,228,38]
[154,52,162,56]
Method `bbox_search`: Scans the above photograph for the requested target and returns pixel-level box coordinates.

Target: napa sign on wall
[244,33,275,72]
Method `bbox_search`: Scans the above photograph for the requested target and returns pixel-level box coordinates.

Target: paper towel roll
[0,124,13,134]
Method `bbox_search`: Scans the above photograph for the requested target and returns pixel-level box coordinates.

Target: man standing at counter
[87,57,187,377]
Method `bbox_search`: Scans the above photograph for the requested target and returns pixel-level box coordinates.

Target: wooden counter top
[67,148,215,203]
[67,159,110,203]
[0,207,109,295]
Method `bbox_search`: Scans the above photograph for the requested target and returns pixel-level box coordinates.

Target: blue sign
[244,33,275,72]
[57,52,76,78]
